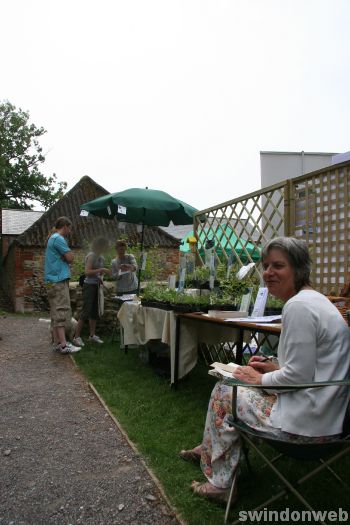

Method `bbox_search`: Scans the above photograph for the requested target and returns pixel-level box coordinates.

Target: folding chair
[221,378,350,525]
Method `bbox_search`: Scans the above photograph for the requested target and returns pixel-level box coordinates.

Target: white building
[260,151,336,188]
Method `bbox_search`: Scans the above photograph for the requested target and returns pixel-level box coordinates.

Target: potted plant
[141,283,214,312]
[185,266,214,290]
[265,295,284,315]
[141,285,175,310]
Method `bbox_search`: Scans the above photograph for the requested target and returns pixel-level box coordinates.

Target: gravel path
[0,316,182,525]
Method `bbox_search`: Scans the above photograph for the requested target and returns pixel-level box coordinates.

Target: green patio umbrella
[81,187,199,293]
[180,225,260,262]
[81,188,198,226]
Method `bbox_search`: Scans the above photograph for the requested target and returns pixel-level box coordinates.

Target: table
[117,302,197,383]
[117,302,246,385]
[174,313,282,386]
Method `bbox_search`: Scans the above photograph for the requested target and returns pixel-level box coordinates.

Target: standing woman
[73,237,110,346]
[111,240,138,295]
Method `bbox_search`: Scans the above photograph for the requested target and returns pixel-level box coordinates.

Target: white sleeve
[262,301,318,387]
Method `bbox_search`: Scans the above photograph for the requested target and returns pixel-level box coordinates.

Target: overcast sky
[2,0,350,211]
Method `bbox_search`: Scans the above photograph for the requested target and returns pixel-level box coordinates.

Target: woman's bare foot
[179,445,202,463]
[191,481,232,503]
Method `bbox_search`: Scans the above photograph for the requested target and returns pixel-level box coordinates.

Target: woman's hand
[248,355,280,373]
[101,268,111,275]
[233,366,262,385]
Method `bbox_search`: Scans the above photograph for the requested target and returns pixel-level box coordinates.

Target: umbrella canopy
[180,225,260,262]
[81,188,198,226]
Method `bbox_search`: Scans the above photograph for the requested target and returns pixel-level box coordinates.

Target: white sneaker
[59,342,81,354]
[89,335,104,344]
[72,336,85,347]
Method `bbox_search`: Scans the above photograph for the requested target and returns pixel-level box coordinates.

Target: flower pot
[170,303,201,313]
[264,307,283,316]
[141,299,172,310]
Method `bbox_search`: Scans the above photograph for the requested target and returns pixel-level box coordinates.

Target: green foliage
[266,295,284,309]
[0,100,67,209]
[70,243,167,283]
[219,275,258,302]
[191,265,210,283]
[141,257,263,308]
[141,283,237,308]
[140,245,168,281]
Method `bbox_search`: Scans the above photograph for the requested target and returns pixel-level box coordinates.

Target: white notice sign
[251,287,269,317]
[140,252,147,270]
[239,288,253,312]
[118,205,127,215]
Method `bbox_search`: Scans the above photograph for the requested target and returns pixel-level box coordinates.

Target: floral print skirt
[200,383,335,489]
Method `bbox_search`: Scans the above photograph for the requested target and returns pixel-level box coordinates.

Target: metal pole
[137,210,146,296]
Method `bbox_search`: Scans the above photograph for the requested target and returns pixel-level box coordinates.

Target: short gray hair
[261,237,311,292]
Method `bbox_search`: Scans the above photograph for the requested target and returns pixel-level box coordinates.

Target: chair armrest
[221,377,350,390]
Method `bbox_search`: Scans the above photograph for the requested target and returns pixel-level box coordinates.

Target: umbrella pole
[137,223,145,296]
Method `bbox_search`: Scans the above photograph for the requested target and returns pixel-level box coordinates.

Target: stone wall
[70,281,117,333]
[23,248,47,312]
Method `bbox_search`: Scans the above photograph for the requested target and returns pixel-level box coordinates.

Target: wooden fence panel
[290,161,350,294]
[193,161,350,294]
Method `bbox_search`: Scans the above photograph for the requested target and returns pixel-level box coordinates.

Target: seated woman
[181,237,350,503]
[111,240,138,295]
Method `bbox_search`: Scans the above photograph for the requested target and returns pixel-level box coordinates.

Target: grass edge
[70,355,188,525]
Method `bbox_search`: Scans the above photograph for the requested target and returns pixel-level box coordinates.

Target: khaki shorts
[46,280,72,328]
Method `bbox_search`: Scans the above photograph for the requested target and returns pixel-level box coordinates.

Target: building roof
[2,209,44,235]
[159,224,193,240]
[160,218,261,246]
[12,176,179,249]
[260,150,337,156]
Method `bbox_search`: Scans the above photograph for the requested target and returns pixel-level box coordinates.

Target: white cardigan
[262,290,350,436]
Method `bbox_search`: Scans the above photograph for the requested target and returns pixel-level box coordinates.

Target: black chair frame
[220,378,350,525]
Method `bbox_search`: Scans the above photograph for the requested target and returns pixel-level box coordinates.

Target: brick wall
[1,245,16,311]
[147,247,179,279]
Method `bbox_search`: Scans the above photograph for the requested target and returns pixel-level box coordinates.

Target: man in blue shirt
[45,216,81,354]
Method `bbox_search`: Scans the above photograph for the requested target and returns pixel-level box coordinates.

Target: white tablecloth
[117,302,242,384]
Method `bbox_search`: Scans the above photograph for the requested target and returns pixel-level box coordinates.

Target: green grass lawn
[74,339,350,525]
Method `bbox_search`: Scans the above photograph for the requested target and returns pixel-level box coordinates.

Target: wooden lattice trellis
[193,160,350,294]
[290,161,350,294]
[193,182,287,282]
